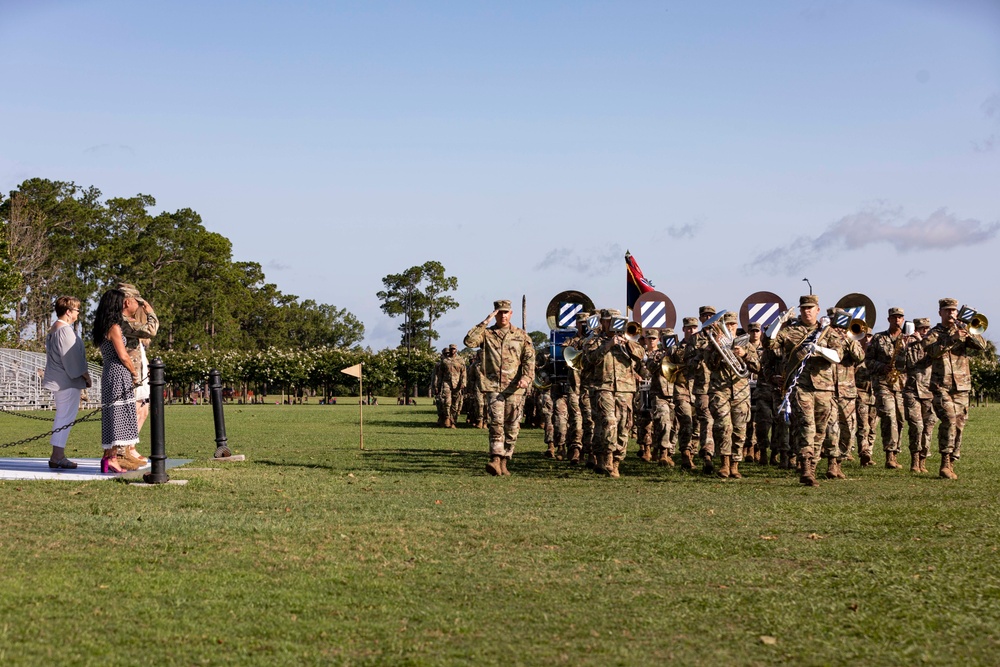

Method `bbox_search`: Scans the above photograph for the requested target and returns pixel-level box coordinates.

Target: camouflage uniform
[903,320,937,469]
[466,355,486,427]
[699,313,760,476]
[821,318,865,463]
[922,299,987,477]
[432,351,448,426]
[770,295,850,484]
[562,313,591,462]
[464,301,536,468]
[672,325,697,466]
[853,350,878,463]
[755,339,785,464]
[867,311,913,464]
[586,310,645,475]
[648,330,683,464]
[436,347,467,428]
[686,307,717,460]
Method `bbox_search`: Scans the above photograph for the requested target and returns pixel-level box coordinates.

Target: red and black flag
[625,250,655,311]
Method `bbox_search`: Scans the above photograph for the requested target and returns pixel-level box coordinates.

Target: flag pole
[358,368,364,450]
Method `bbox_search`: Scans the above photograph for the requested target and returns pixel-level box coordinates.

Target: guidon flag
[626,251,656,311]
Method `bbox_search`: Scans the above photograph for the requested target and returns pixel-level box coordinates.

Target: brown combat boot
[939,454,957,480]
[486,455,502,476]
[910,452,921,473]
[859,452,873,467]
[844,450,855,462]
[702,454,715,475]
[919,455,928,473]
[768,450,779,467]
[544,443,556,458]
[640,446,652,463]
[886,451,902,469]
[500,457,511,476]
[604,452,616,477]
[826,458,846,480]
[555,445,566,461]
[569,447,581,464]
[680,450,694,470]
[587,453,599,471]
[800,458,820,487]
[449,419,457,430]
[729,458,742,479]
[610,458,621,479]
[658,449,675,467]
[744,444,756,463]
[717,455,731,478]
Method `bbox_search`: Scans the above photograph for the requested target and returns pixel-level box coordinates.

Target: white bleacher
[0,348,103,410]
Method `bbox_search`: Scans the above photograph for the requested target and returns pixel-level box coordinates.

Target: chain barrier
[0,374,148,450]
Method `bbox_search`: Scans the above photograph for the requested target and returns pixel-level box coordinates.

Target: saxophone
[886,335,905,386]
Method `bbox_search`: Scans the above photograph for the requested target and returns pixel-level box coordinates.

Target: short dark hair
[54,296,80,318]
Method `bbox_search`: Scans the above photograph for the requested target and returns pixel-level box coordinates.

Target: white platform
[0,457,193,481]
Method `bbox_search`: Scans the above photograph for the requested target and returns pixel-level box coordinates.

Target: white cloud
[746,205,1000,275]
[535,244,622,277]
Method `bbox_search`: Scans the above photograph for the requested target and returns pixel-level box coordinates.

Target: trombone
[958,305,989,335]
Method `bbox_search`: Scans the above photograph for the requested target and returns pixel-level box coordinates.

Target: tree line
[0,178,364,351]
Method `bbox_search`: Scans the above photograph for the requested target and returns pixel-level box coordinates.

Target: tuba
[702,311,749,379]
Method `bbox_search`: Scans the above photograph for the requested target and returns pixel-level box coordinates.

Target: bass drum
[545,290,596,330]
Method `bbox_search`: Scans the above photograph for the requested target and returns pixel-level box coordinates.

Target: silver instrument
[702,311,749,379]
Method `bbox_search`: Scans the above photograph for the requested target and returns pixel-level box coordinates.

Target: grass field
[1,399,999,666]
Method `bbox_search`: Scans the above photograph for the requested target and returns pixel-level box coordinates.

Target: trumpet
[958,306,988,335]
[624,320,642,342]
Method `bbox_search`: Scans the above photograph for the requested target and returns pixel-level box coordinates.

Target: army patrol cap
[748,322,762,332]
[682,317,699,328]
[493,300,512,312]
[600,308,621,319]
[661,327,676,337]
[449,344,457,350]
[699,305,716,317]
[641,328,659,339]
[888,306,904,317]
[913,318,931,329]
[939,298,959,309]
[576,312,590,322]
[117,282,142,301]
[799,295,819,307]
[722,312,738,324]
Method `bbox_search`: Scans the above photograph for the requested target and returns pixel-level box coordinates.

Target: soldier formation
[453,295,986,485]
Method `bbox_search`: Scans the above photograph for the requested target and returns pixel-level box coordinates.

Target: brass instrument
[563,346,582,370]
[886,334,905,387]
[625,321,642,342]
[848,318,869,341]
[533,369,552,391]
[958,305,989,335]
[702,311,749,379]
[660,356,683,384]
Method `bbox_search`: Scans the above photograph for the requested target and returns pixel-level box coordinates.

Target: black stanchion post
[143,358,169,484]
[209,369,232,458]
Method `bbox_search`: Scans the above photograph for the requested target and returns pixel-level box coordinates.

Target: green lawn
[1,400,998,666]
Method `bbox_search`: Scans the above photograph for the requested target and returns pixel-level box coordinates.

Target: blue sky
[3,0,998,348]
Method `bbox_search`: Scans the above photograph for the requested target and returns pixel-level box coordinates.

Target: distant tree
[377,261,459,353]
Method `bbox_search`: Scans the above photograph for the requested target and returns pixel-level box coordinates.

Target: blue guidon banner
[640,300,668,329]
[558,302,583,329]
[587,314,601,331]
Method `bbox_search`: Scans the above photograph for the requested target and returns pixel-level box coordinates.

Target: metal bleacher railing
[0,348,103,410]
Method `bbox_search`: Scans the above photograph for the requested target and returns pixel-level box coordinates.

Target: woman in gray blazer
[42,296,92,469]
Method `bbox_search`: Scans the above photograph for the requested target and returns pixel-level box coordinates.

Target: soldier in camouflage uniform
[674,317,699,469]
[755,324,783,467]
[921,298,987,479]
[867,307,912,469]
[535,352,557,458]
[769,295,849,487]
[562,312,591,464]
[432,349,449,427]
[649,328,682,466]
[635,329,660,462]
[854,333,878,465]
[466,351,486,428]
[464,299,536,476]
[436,344,467,429]
[744,323,763,463]
[820,308,866,479]
[585,309,645,478]
[698,312,759,478]
[903,318,936,473]
[686,306,718,473]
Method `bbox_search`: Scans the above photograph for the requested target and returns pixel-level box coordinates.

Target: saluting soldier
[903,318,936,473]
[921,298,987,479]
[585,309,645,478]
[867,307,914,469]
[464,300,536,476]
